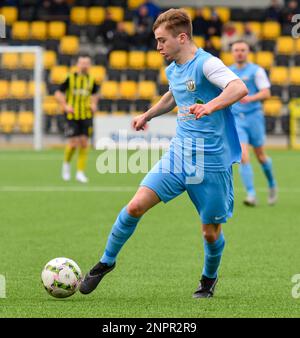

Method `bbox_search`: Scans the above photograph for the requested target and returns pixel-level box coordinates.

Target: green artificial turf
[0,149,299,318]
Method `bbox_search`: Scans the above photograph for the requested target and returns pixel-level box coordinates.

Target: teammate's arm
[190,57,248,119]
[132,91,176,131]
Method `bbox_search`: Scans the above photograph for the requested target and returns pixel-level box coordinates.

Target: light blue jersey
[229,63,262,115]
[166,48,241,172]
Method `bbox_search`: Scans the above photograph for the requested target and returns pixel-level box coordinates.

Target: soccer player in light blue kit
[230,40,277,206]
[80,9,248,298]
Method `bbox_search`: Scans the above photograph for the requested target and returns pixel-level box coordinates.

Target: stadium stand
[0,0,296,137]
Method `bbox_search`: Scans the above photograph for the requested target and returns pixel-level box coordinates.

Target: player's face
[231,43,249,64]
[154,25,182,62]
[77,57,91,74]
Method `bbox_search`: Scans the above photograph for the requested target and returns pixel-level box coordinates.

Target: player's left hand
[239,95,253,104]
[189,104,212,119]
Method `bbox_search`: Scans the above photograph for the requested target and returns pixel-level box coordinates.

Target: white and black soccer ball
[41,257,82,298]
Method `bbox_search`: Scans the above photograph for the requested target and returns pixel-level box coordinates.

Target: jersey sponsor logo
[186,79,196,92]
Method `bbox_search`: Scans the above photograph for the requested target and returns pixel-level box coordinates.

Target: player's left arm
[240,67,271,104]
[90,83,100,114]
[190,57,248,119]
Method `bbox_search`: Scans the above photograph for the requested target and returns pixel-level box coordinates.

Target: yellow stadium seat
[89,66,106,85]
[289,67,300,85]
[277,36,295,55]
[10,81,27,99]
[232,22,244,35]
[248,52,255,63]
[128,51,145,69]
[220,52,234,66]
[210,36,221,50]
[28,81,46,97]
[119,81,137,99]
[255,51,274,70]
[263,98,282,116]
[60,36,79,55]
[70,7,88,25]
[48,21,66,40]
[262,21,281,40]
[159,67,168,84]
[1,7,18,25]
[138,81,156,99]
[128,0,145,9]
[109,50,128,69]
[202,7,211,20]
[44,51,57,70]
[100,81,119,99]
[2,53,19,69]
[214,7,230,23]
[20,53,35,69]
[43,96,58,115]
[88,7,105,25]
[17,111,34,133]
[31,21,47,40]
[194,36,205,48]
[0,81,9,99]
[123,21,135,35]
[182,7,195,20]
[248,22,262,39]
[0,112,16,133]
[269,67,289,85]
[146,51,164,69]
[12,21,30,40]
[106,7,124,22]
[50,66,69,84]
[295,39,300,53]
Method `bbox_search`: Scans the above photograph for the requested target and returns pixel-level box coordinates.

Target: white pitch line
[0,186,299,193]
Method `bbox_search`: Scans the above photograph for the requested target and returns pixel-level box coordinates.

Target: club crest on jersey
[186,79,196,92]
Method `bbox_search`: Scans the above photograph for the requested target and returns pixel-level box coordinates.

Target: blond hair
[153,8,192,39]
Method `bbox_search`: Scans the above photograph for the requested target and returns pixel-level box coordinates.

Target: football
[41,257,82,298]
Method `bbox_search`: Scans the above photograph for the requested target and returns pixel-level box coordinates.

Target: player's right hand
[64,105,74,114]
[132,113,148,131]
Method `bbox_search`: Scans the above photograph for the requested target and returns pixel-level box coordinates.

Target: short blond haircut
[153,8,192,39]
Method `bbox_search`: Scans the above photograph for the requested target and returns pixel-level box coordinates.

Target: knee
[127,200,145,218]
[257,154,267,164]
[203,230,219,243]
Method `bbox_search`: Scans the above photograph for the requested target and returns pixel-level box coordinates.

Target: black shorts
[64,118,93,138]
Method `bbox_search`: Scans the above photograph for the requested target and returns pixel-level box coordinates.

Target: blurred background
[0,0,299,149]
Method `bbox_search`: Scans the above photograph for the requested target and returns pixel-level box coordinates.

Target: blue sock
[261,158,276,188]
[100,206,141,266]
[202,232,225,279]
[239,163,256,196]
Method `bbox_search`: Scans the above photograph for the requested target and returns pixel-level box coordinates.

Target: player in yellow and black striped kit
[55,54,99,183]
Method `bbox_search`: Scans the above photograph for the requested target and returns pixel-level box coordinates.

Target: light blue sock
[100,206,141,266]
[202,232,225,279]
[261,158,276,188]
[239,163,256,196]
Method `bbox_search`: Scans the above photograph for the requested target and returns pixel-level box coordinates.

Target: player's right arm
[54,76,74,114]
[132,90,176,131]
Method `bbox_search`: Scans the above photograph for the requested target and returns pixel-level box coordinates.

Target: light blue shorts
[234,110,265,148]
[140,150,234,224]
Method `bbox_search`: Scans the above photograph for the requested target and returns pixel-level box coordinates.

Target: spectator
[132,5,153,50]
[206,10,223,37]
[241,23,258,51]
[110,22,131,51]
[281,0,299,23]
[38,0,70,21]
[264,0,284,21]
[192,8,209,37]
[99,10,117,44]
[221,22,240,51]
[138,1,161,21]
[204,38,220,57]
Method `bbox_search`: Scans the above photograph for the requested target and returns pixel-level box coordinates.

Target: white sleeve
[203,57,239,90]
[255,67,271,90]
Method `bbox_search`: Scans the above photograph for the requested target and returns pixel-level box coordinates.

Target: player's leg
[79,187,161,294]
[187,168,232,298]
[75,135,89,183]
[253,146,277,205]
[239,142,257,206]
[62,136,79,181]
